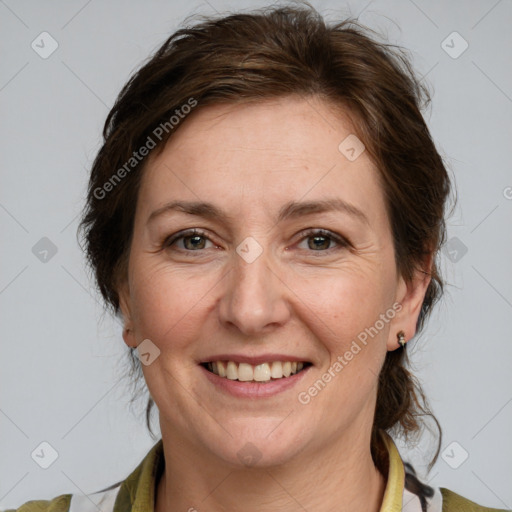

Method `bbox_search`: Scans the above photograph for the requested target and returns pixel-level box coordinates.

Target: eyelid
[163,227,350,253]
[162,228,213,249]
[295,228,349,251]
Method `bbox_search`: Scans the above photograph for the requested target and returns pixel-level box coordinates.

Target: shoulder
[2,440,162,512]
[2,494,72,512]
[441,487,511,512]
[2,485,121,512]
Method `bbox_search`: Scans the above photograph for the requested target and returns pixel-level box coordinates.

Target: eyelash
[162,228,349,255]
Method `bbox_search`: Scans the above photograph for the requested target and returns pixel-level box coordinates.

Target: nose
[218,246,291,337]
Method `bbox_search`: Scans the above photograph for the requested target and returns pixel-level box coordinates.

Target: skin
[118,95,431,512]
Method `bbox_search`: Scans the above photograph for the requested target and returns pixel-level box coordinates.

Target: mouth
[200,360,312,383]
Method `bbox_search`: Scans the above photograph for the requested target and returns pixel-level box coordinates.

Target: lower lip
[200,364,311,398]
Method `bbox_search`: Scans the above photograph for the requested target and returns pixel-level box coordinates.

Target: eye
[163,229,215,251]
[296,229,348,252]
[162,228,349,254]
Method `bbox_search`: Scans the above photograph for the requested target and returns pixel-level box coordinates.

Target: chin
[202,419,310,468]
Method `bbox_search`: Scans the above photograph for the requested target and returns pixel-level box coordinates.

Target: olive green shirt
[4,433,509,511]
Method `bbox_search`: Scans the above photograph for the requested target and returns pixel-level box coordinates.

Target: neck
[155,426,387,512]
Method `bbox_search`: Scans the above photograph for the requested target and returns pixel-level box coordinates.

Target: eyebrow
[147,198,369,226]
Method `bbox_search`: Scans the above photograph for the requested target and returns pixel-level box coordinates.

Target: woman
[6,4,508,512]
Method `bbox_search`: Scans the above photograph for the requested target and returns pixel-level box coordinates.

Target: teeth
[238,363,254,381]
[217,360,226,377]
[271,361,283,378]
[254,363,271,381]
[226,361,238,380]
[206,360,307,382]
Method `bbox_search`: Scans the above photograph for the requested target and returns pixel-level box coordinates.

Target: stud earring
[397,330,406,348]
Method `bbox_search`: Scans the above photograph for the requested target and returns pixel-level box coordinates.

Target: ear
[117,278,137,349]
[386,256,432,351]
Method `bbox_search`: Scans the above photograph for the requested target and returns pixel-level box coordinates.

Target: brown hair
[79,1,449,486]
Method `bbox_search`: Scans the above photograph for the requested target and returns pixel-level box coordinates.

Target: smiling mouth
[201,360,312,383]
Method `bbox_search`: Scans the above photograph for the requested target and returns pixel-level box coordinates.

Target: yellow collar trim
[379,430,406,511]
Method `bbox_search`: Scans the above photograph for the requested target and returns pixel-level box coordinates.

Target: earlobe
[118,280,137,348]
[387,266,432,351]
[122,326,137,348]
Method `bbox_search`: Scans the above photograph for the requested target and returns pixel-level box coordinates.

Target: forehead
[137,96,386,226]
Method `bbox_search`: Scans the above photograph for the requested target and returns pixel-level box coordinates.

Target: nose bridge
[219,240,290,335]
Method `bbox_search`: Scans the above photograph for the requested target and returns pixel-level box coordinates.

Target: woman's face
[119,96,428,467]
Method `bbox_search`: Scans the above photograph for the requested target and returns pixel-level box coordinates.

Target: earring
[397,330,406,348]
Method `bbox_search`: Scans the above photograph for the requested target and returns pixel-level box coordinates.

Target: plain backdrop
[1,0,511,509]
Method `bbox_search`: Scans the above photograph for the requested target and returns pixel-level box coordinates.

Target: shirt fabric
[6,431,509,512]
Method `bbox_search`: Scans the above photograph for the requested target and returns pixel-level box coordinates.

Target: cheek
[290,271,393,428]
[292,265,394,342]
[290,264,395,405]
[129,259,220,348]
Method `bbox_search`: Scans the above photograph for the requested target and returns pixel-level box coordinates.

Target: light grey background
[1,0,511,509]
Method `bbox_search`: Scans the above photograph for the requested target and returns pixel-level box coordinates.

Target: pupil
[309,235,329,250]
[186,235,205,250]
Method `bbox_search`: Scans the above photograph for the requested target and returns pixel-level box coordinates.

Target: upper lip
[199,354,312,366]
